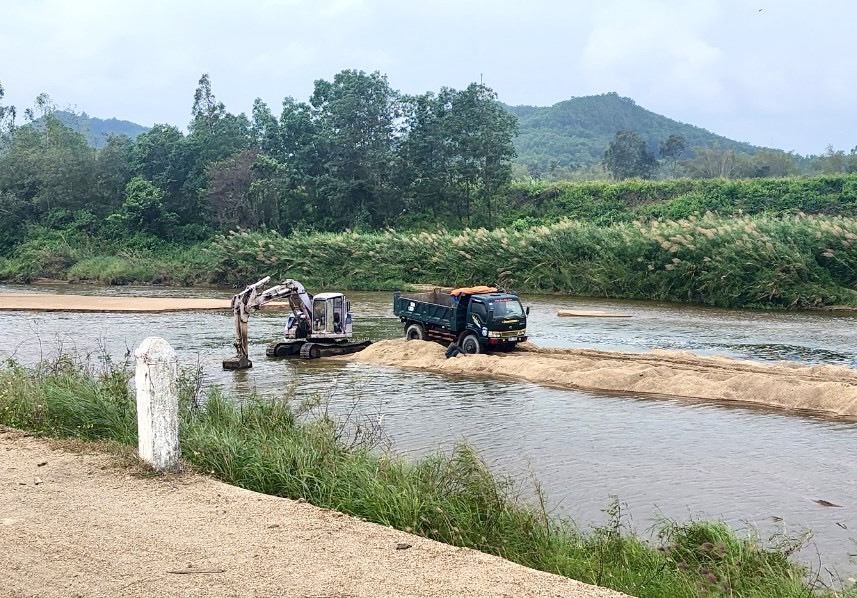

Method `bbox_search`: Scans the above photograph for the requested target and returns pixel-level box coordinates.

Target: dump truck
[393,286,529,354]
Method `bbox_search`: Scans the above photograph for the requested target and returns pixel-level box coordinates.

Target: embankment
[348,340,857,418]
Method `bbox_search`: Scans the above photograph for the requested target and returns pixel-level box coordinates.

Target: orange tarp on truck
[449,286,498,297]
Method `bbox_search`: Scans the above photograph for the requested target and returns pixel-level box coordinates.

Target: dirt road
[0,429,624,598]
[349,339,857,418]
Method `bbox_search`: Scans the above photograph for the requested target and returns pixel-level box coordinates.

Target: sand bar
[0,293,292,313]
[348,339,857,418]
[0,293,231,313]
[556,310,632,318]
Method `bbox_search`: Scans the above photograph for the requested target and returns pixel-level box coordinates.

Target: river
[1,284,855,575]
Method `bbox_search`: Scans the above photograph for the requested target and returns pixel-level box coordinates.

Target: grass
[1,355,854,597]
[202,213,857,308]
[4,207,857,310]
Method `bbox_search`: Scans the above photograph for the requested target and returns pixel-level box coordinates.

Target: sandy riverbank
[0,429,623,598]
[0,293,231,312]
[347,339,857,418]
[0,294,295,313]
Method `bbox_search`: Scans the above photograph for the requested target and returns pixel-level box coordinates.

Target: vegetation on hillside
[1,356,851,597]
[44,110,149,148]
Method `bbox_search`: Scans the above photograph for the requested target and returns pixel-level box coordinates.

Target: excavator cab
[311,293,351,339]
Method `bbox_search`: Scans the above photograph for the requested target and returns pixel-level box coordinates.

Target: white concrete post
[135,337,181,472]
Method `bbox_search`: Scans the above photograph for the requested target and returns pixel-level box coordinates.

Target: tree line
[0,72,517,251]
[600,130,857,181]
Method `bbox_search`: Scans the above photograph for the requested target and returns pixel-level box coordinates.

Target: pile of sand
[348,339,857,417]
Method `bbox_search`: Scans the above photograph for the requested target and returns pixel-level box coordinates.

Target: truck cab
[456,292,528,353]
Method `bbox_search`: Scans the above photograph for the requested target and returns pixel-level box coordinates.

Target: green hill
[504,92,762,173]
[51,111,149,147]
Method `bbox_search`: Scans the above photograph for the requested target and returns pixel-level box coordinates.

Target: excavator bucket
[222,355,252,370]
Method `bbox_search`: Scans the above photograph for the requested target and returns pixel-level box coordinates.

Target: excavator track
[299,340,372,359]
[266,340,305,357]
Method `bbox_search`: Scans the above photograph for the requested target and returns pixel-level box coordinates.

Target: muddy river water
[1,284,856,574]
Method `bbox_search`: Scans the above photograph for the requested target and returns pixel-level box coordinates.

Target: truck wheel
[405,323,426,341]
[459,333,481,354]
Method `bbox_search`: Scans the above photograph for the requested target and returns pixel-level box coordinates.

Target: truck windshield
[490,299,525,320]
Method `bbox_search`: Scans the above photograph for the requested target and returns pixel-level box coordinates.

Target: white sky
[2,0,855,155]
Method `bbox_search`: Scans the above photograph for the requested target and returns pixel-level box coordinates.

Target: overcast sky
[2,0,855,155]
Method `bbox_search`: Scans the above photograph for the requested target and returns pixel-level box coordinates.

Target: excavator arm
[230,276,312,363]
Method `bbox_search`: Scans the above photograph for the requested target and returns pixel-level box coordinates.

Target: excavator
[222,276,372,370]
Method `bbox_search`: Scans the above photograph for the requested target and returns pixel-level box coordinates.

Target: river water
[1,284,856,574]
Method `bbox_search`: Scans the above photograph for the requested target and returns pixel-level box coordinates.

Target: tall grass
[204,213,857,308]
[1,357,852,597]
[3,212,856,309]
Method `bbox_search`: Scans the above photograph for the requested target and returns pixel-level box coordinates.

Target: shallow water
[1,284,856,573]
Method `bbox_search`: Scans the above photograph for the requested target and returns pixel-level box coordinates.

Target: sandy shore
[0,293,231,312]
[556,310,631,318]
[348,339,857,418]
[0,429,623,598]
[0,294,294,313]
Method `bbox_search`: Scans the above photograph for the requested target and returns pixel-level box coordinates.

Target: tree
[183,74,251,224]
[447,83,517,226]
[205,148,286,231]
[308,70,401,229]
[0,111,98,218]
[399,83,517,226]
[132,124,191,219]
[106,177,178,238]
[603,131,658,180]
[682,146,750,178]
[659,134,687,177]
[0,81,16,137]
[94,134,135,217]
[811,145,857,174]
[748,149,798,178]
